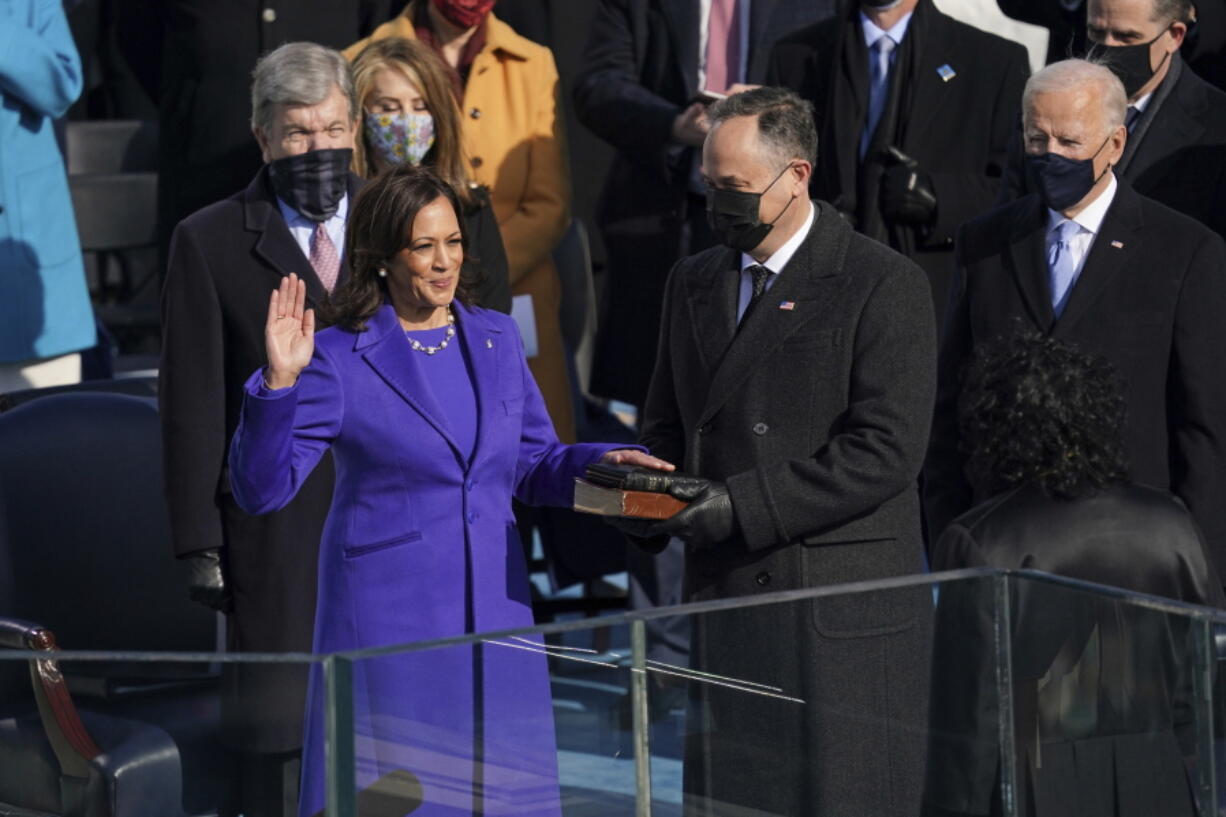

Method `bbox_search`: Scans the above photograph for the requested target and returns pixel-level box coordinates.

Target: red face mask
[430,0,496,28]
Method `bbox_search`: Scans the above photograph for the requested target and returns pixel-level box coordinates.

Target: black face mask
[706,164,796,254]
[1088,28,1171,98]
[267,147,353,222]
[861,0,903,9]
[1025,135,1112,212]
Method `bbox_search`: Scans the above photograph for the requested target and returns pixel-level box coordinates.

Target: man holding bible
[612,86,937,817]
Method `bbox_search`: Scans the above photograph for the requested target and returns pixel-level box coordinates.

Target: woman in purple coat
[228,165,671,816]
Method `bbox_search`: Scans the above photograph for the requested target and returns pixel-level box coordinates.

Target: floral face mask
[364,110,436,168]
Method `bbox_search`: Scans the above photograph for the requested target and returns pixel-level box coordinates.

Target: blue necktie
[860,35,896,160]
[1049,220,1081,317]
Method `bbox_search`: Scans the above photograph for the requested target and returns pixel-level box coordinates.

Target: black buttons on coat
[755,571,771,586]
[752,422,769,436]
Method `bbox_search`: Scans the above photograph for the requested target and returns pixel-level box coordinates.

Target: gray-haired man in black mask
[158,40,361,817]
[1002,0,1226,239]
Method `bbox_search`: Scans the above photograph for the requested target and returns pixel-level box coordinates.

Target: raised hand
[264,273,314,389]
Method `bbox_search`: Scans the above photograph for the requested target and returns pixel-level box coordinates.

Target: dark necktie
[741,264,771,325]
[1125,105,1141,133]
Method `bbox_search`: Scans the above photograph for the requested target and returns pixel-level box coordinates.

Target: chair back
[65,121,158,175]
[0,393,214,654]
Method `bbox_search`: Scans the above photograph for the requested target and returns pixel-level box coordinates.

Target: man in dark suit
[573,0,838,409]
[1001,0,1226,239]
[114,0,393,269]
[159,42,361,817]
[766,0,1030,322]
[925,59,1226,582]
[619,86,937,816]
[573,0,838,674]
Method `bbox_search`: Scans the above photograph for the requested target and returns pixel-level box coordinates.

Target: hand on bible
[264,273,314,389]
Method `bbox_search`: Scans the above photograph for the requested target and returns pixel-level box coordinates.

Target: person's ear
[790,159,813,195]
[1111,123,1127,156]
[1168,20,1188,50]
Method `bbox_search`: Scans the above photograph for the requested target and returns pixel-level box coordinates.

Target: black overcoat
[159,168,364,751]
[640,201,938,816]
[573,0,838,405]
[925,482,1224,817]
[924,181,1226,581]
[766,0,1030,323]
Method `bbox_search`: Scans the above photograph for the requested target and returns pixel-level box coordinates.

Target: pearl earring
[378,267,388,278]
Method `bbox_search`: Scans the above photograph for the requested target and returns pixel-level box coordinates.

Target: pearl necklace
[406,307,456,355]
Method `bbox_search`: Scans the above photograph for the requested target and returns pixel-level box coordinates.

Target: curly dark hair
[319,163,476,331]
[958,331,1129,500]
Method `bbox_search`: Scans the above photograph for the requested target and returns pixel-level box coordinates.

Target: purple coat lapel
[356,302,506,470]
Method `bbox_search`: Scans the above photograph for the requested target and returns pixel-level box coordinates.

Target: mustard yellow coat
[346,4,576,442]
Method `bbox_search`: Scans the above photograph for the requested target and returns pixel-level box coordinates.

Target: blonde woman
[346,0,575,442]
[351,36,510,313]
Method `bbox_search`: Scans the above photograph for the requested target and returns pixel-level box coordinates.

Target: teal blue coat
[0,0,93,363]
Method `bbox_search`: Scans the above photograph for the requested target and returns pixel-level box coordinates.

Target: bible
[572,478,688,520]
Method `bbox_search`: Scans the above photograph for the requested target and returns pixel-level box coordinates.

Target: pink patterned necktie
[705,0,741,94]
[310,223,340,293]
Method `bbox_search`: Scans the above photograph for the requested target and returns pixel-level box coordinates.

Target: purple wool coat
[228,302,627,816]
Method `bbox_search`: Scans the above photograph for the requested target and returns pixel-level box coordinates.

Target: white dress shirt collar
[1046,172,1117,237]
[1132,91,1155,113]
[735,199,816,322]
[860,9,914,49]
[740,198,817,275]
[277,193,349,262]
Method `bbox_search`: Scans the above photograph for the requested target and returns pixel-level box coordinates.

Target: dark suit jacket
[572,0,837,404]
[158,167,361,751]
[767,0,1030,320]
[925,482,1223,817]
[640,201,937,815]
[1002,56,1226,240]
[924,181,1226,580]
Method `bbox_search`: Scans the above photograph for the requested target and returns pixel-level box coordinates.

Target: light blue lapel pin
[937,64,956,83]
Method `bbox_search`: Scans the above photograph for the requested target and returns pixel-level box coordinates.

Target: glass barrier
[322,569,1226,817]
[2,568,1223,817]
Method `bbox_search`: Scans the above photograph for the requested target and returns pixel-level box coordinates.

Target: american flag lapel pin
[779,301,796,311]
[1110,240,1124,249]
[937,64,956,82]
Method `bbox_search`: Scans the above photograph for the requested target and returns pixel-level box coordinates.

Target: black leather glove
[185,548,232,613]
[603,515,671,554]
[656,481,736,549]
[879,146,937,227]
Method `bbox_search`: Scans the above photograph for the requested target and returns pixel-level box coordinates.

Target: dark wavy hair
[320,163,474,331]
[958,331,1129,500]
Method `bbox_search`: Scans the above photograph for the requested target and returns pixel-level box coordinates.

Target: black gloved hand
[186,548,232,613]
[603,515,671,553]
[879,146,937,227]
[657,481,736,549]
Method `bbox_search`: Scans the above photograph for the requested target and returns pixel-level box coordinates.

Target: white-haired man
[1003,0,1226,238]
[158,41,360,816]
[925,59,1226,587]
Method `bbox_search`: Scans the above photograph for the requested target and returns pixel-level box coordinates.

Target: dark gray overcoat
[640,200,938,816]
